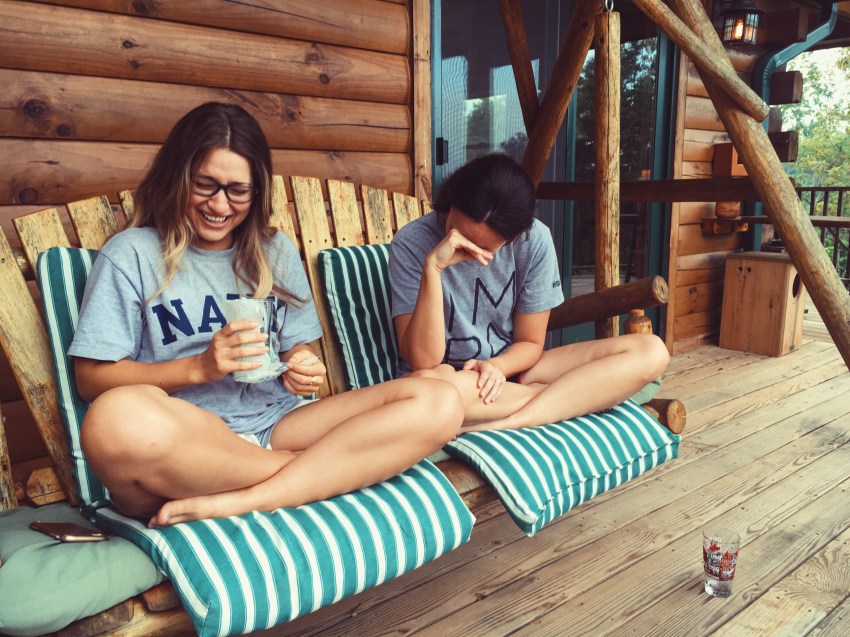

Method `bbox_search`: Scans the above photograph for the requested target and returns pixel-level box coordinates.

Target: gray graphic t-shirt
[68,227,322,436]
[389,212,564,375]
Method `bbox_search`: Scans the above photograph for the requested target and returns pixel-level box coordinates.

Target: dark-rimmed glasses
[192,176,255,204]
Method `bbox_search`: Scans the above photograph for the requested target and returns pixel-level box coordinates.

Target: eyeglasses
[192,176,255,204]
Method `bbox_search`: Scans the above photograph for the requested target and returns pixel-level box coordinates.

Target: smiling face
[445,206,507,253]
[187,147,253,251]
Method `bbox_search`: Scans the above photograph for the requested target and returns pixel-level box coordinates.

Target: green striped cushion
[94,460,474,637]
[318,244,397,389]
[37,247,107,507]
[317,244,681,536]
[445,399,680,536]
[36,247,476,636]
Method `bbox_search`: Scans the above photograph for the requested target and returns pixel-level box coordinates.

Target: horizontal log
[537,177,769,203]
[0,70,410,152]
[547,276,668,331]
[739,215,850,229]
[35,0,409,55]
[0,140,412,205]
[0,1,409,104]
[642,398,686,434]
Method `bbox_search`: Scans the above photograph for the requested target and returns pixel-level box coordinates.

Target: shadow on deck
[260,332,850,637]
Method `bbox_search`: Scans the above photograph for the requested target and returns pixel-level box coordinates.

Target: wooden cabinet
[720,251,807,356]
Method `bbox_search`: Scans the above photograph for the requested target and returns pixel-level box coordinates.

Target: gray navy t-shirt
[68,227,322,436]
[389,212,564,375]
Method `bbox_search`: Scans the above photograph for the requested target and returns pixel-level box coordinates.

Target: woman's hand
[197,320,269,383]
[426,228,493,273]
[283,349,326,396]
[463,358,507,404]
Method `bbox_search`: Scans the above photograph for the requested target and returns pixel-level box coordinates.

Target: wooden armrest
[547,276,669,331]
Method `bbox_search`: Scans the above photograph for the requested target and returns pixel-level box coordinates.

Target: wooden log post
[630,0,768,122]
[0,401,17,510]
[668,0,850,371]
[594,10,621,339]
[523,0,601,186]
[499,0,540,132]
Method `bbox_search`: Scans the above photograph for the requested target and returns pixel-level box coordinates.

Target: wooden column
[594,10,620,339]
[0,402,17,510]
[499,0,539,133]
[412,0,432,201]
[668,0,850,370]
[522,0,601,186]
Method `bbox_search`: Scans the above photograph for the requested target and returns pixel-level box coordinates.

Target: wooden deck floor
[259,331,850,637]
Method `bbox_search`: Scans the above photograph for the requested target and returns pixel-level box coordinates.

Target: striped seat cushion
[316,244,680,536]
[445,400,680,536]
[36,247,475,637]
[318,244,397,389]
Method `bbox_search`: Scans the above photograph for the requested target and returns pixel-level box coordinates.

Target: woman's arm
[395,229,493,370]
[75,320,270,401]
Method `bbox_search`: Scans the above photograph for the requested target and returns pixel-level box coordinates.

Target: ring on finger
[310,376,317,385]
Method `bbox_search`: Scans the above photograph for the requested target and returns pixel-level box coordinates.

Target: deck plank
[715,527,850,636]
[257,342,850,637]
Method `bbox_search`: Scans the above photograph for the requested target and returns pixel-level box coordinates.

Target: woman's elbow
[74,359,101,402]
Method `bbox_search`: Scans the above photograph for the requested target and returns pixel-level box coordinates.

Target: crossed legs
[418,333,670,431]
[81,377,463,525]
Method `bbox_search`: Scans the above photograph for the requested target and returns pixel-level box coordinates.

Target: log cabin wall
[0,0,429,475]
[666,46,762,354]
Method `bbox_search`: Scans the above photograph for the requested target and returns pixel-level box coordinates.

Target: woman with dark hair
[389,153,669,432]
[70,102,463,526]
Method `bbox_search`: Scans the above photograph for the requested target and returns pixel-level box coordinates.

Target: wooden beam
[547,276,668,331]
[522,0,601,186]
[770,71,804,105]
[670,0,850,370]
[537,176,770,203]
[499,0,539,133]
[631,0,769,122]
[412,0,432,201]
[594,11,621,339]
[0,401,17,510]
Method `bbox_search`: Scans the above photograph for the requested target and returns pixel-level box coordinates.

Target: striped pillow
[318,244,397,389]
[94,460,474,637]
[445,399,680,536]
[36,247,476,636]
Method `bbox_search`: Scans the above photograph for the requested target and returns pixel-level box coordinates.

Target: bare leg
[467,333,669,431]
[415,334,669,432]
[81,385,296,520]
[151,377,462,525]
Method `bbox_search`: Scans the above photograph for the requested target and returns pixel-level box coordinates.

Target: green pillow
[0,503,163,637]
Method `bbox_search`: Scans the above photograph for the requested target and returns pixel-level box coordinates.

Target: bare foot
[150,488,260,527]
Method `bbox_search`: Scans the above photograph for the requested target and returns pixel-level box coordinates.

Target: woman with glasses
[389,153,670,432]
[69,102,463,526]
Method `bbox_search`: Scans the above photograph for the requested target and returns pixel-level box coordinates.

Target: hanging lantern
[720,0,762,46]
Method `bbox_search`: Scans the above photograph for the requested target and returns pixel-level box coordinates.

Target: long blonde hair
[130,102,302,305]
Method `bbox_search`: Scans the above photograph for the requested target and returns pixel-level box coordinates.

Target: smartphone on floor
[30,520,108,542]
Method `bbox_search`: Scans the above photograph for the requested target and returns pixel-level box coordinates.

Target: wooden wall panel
[0,2,409,105]
[0,70,410,152]
[33,0,410,55]
[668,52,756,351]
[1,140,412,204]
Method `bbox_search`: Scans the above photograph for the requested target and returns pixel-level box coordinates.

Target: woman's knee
[81,385,173,461]
[636,334,670,378]
[406,377,464,443]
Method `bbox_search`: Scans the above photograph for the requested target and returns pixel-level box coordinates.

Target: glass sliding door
[434,0,671,342]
